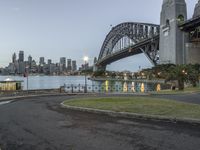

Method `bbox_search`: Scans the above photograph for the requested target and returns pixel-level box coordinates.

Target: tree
[186,64,199,87]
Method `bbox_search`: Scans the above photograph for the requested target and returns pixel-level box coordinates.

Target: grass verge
[63,97,200,120]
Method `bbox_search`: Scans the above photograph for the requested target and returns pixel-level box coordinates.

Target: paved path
[154,93,200,104]
[0,95,200,150]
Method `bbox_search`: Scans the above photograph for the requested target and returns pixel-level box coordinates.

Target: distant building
[49,63,56,75]
[18,51,24,62]
[31,60,37,73]
[72,60,77,71]
[12,53,17,63]
[67,59,72,71]
[60,57,66,72]
[0,79,23,91]
[39,57,45,65]
[1,51,80,75]
[47,59,52,65]
[28,55,32,64]
[7,63,15,74]
[18,61,25,74]
[28,55,32,70]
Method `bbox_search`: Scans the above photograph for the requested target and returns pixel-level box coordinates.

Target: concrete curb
[61,102,200,125]
[0,92,151,102]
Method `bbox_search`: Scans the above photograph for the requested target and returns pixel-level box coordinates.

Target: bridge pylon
[159,0,187,65]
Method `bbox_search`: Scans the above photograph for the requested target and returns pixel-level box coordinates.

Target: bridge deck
[179,17,200,32]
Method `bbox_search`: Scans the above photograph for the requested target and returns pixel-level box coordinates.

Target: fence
[64,83,171,93]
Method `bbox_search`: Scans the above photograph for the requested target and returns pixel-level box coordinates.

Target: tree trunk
[178,79,184,90]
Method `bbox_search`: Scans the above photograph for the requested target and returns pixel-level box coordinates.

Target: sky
[0,0,197,71]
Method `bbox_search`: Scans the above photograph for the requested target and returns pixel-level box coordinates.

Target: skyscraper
[28,55,32,64]
[18,51,24,62]
[28,55,32,70]
[72,60,77,71]
[48,59,52,65]
[39,57,45,65]
[67,59,72,71]
[60,57,66,72]
[12,53,17,63]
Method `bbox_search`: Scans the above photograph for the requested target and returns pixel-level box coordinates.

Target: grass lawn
[63,97,200,120]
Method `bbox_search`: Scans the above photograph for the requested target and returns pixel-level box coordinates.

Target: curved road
[0,95,200,150]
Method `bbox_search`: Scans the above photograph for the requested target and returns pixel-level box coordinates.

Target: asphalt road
[0,95,200,150]
[155,93,200,104]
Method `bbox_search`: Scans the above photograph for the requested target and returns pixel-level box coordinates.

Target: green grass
[63,97,200,120]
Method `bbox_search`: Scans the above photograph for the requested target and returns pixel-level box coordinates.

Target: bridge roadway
[0,94,200,150]
[179,16,200,32]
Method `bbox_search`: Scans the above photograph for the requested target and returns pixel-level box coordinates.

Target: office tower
[47,59,52,65]
[72,60,77,71]
[60,57,66,72]
[60,57,66,65]
[12,53,17,63]
[28,55,32,63]
[18,62,25,74]
[67,59,72,71]
[28,55,32,71]
[18,51,24,62]
[39,57,45,65]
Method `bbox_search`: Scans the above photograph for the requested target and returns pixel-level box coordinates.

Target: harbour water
[0,76,92,90]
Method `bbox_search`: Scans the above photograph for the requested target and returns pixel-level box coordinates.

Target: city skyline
[0,0,197,70]
[0,50,80,75]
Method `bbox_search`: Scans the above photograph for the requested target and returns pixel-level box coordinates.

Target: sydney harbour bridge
[95,0,200,71]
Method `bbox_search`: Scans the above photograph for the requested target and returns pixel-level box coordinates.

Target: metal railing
[64,83,171,93]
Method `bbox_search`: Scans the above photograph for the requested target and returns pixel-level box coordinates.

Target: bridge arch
[96,22,160,70]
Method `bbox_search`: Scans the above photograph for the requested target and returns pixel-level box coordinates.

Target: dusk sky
[0,0,197,71]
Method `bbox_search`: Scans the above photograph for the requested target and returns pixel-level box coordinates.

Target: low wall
[0,88,62,97]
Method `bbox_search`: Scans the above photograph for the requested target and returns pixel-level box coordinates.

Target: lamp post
[24,66,29,92]
[83,56,89,93]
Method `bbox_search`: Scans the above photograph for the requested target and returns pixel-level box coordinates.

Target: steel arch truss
[97,22,160,68]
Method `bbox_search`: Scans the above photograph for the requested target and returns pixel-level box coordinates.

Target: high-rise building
[18,51,24,62]
[60,57,66,65]
[18,62,25,74]
[39,57,45,65]
[12,53,17,63]
[60,57,66,72]
[28,55,32,63]
[72,60,77,71]
[67,59,72,71]
[47,59,52,65]
[28,55,32,71]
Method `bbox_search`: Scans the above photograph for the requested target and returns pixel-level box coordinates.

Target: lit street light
[83,56,89,93]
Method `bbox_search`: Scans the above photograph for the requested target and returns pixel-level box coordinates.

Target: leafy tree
[186,64,199,87]
[166,65,187,90]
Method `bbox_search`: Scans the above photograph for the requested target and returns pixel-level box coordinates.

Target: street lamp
[24,66,29,92]
[83,56,89,93]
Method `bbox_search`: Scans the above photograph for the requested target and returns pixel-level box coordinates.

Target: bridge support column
[159,0,187,64]
[185,43,200,64]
